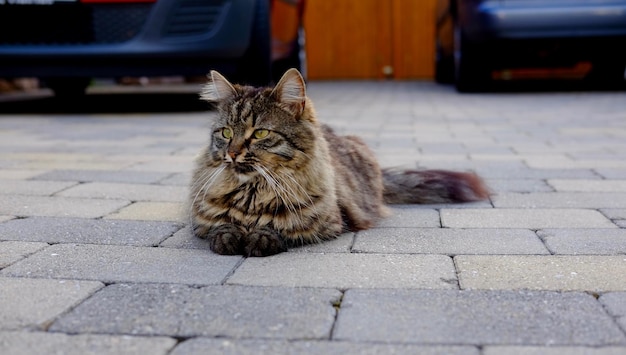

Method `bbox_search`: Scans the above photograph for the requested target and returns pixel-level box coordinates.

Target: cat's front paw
[244,227,287,257]
[202,224,245,255]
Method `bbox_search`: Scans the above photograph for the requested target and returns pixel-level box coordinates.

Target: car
[435,0,626,92]
[0,0,273,96]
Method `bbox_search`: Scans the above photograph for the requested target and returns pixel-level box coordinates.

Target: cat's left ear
[272,68,306,116]
[200,70,237,102]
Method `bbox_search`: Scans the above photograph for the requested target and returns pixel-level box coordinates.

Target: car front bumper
[460,0,626,41]
[0,0,257,78]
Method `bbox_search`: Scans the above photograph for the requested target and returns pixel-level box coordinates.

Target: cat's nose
[227,149,240,159]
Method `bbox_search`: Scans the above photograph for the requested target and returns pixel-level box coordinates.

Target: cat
[189,68,489,257]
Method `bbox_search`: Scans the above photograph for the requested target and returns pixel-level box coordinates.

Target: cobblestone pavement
[1,82,626,354]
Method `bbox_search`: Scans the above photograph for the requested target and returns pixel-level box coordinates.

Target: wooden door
[304,0,436,80]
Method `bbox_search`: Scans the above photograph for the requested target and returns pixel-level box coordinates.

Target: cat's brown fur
[190,69,489,256]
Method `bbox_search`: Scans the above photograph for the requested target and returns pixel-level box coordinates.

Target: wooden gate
[303,0,437,80]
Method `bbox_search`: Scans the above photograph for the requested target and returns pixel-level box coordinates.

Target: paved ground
[1,82,626,354]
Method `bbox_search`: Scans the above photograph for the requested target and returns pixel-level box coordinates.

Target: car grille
[93,4,153,44]
[0,3,153,45]
[162,0,226,38]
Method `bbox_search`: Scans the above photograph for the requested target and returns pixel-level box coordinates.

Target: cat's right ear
[200,70,237,102]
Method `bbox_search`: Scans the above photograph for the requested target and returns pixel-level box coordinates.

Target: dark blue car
[435,0,626,91]
[0,0,271,96]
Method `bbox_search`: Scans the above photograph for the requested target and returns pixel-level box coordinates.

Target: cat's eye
[253,129,270,139]
[221,127,233,139]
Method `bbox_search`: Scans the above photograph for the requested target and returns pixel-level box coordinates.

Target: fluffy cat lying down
[189,69,489,256]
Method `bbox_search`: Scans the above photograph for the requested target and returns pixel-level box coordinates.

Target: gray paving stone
[0,331,177,355]
[0,215,14,223]
[518,167,606,184]
[0,195,130,218]
[0,217,181,246]
[15,159,133,171]
[158,172,191,186]
[483,346,626,355]
[57,182,187,202]
[333,289,626,346]
[396,200,493,210]
[159,226,212,249]
[51,284,341,339]
[32,169,171,184]
[0,277,103,330]
[548,179,626,192]
[537,229,626,255]
[441,209,616,229]
[0,241,48,268]
[595,168,626,179]
[485,179,554,193]
[171,338,478,355]
[601,209,626,220]
[128,159,194,173]
[353,228,548,255]
[524,156,626,170]
[376,207,441,228]
[104,201,184,222]
[455,255,626,292]
[0,179,77,196]
[493,192,626,208]
[0,169,46,180]
[616,220,626,228]
[427,161,597,180]
[227,253,457,289]
[292,233,355,253]
[1,244,241,285]
[419,142,467,154]
[600,292,626,331]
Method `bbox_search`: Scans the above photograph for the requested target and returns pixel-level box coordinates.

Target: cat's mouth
[228,162,256,175]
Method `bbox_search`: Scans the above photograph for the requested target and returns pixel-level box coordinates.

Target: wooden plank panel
[391,0,437,79]
[303,0,392,79]
[303,0,435,79]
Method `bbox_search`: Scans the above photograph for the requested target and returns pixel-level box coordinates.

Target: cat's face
[202,69,315,179]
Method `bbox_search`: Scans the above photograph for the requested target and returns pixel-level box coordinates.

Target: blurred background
[1,0,625,98]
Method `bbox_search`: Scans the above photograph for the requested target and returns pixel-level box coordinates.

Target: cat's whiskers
[281,169,317,209]
[189,165,226,225]
[255,165,308,231]
[200,165,227,202]
[255,165,299,216]
[255,166,297,225]
[269,175,317,243]
[272,168,325,243]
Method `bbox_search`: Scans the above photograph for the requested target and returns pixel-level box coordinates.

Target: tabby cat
[190,69,489,256]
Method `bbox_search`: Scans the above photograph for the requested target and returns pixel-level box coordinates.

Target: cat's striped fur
[190,69,489,256]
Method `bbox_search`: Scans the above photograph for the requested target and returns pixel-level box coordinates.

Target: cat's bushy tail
[382,169,490,204]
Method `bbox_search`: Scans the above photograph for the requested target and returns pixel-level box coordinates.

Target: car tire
[454,26,490,92]
[46,77,90,97]
[236,0,272,86]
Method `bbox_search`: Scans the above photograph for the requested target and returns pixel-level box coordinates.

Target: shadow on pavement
[1,80,623,114]
[451,79,626,94]
[0,92,212,114]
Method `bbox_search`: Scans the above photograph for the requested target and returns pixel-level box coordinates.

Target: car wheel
[435,41,454,84]
[45,77,90,97]
[454,26,489,92]
[236,0,272,86]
